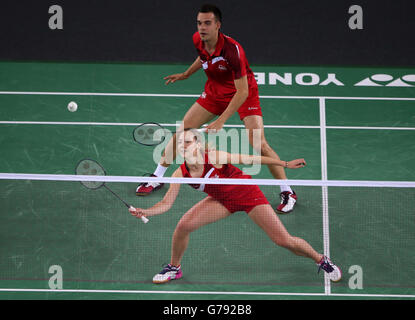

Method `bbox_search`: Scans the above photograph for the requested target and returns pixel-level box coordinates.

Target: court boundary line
[1,90,415,101]
[0,288,414,299]
[1,121,415,131]
[319,98,331,294]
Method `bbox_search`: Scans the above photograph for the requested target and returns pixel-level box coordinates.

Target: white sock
[153,164,168,177]
[280,184,293,193]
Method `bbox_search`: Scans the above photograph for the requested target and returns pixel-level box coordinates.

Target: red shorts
[208,185,270,214]
[221,198,270,214]
[196,88,262,121]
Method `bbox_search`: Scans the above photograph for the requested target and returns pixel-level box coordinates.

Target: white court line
[326,126,415,131]
[319,98,331,295]
[0,121,318,129]
[1,121,415,131]
[1,90,415,101]
[260,95,415,101]
[0,91,199,98]
[0,288,414,299]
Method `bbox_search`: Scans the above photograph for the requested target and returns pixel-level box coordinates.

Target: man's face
[197,12,220,42]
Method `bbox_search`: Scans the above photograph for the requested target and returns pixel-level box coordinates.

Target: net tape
[1,173,415,188]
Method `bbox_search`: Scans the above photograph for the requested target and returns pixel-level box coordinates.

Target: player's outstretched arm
[245,154,306,169]
[129,169,183,218]
[164,57,202,85]
[209,150,306,169]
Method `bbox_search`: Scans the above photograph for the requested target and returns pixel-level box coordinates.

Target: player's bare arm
[130,169,183,218]
[205,76,249,132]
[209,150,306,169]
[164,57,202,85]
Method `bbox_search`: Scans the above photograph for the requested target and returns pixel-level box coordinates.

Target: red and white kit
[193,31,262,120]
[180,153,269,213]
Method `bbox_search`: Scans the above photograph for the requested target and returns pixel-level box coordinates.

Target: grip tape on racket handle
[129,206,149,224]
[141,216,149,224]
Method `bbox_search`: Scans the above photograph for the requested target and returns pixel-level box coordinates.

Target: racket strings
[133,123,167,146]
[75,159,106,189]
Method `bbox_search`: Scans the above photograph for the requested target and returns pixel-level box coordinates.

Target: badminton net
[0,173,414,293]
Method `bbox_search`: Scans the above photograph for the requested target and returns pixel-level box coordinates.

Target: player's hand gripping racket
[133,122,205,146]
[75,159,149,223]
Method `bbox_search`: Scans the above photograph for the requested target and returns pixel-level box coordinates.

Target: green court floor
[0,61,414,300]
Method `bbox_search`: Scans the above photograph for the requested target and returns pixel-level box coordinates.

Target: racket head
[133,122,167,146]
[75,159,106,189]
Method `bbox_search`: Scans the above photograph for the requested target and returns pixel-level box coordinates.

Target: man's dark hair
[199,4,222,23]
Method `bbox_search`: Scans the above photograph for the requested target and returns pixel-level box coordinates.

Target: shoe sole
[153,272,183,284]
[276,208,293,214]
[136,192,151,196]
[153,277,171,284]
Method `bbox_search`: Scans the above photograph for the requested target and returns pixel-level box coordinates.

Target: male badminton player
[136,4,297,214]
[130,129,342,284]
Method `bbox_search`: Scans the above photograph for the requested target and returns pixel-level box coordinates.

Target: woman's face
[177,130,199,160]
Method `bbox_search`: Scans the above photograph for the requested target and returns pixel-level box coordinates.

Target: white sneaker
[136,174,164,196]
[276,191,297,213]
[317,256,342,282]
[153,264,183,284]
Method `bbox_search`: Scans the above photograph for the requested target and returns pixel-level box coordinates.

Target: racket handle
[141,216,149,224]
[129,206,149,224]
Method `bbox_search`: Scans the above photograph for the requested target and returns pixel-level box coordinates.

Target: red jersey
[180,153,269,213]
[193,31,259,102]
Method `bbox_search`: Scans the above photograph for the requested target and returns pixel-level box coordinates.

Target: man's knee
[250,136,273,155]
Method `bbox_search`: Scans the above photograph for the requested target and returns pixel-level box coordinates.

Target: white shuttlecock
[67,101,78,112]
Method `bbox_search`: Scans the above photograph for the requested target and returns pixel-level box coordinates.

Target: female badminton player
[129,129,342,283]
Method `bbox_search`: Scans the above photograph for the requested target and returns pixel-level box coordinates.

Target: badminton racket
[75,159,149,223]
[132,122,205,146]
